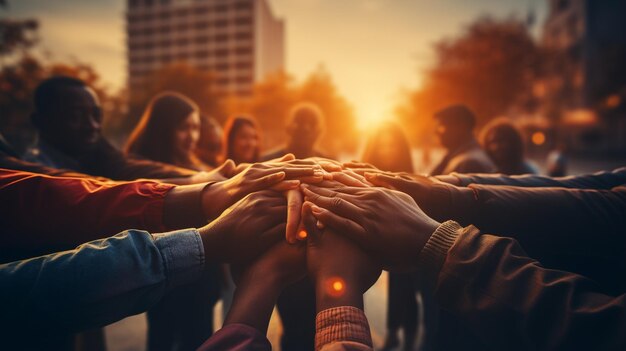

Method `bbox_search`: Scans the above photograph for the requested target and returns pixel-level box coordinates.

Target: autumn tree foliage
[225,66,359,156]
[397,17,544,145]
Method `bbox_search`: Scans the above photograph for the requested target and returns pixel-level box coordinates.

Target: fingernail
[311,204,324,214]
[364,172,376,178]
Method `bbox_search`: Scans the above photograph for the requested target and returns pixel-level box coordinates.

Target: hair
[479,117,525,169]
[125,91,200,166]
[221,114,261,164]
[287,102,325,131]
[362,121,414,173]
[434,104,476,130]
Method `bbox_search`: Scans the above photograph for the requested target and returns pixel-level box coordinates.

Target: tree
[125,63,225,136]
[222,67,358,156]
[397,16,544,145]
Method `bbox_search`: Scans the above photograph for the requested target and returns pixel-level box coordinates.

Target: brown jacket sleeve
[420,221,626,351]
[423,184,626,292]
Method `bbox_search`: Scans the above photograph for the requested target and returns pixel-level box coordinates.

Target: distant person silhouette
[480,118,538,175]
[363,121,419,351]
[430,104,496,176]
[196,115,223,168]
[125,92,220,351]
[262,102,328,161]
[24,76,197,181]
[221,115,261,164]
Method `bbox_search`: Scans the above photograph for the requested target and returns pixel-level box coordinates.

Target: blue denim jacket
[0,228,205,333]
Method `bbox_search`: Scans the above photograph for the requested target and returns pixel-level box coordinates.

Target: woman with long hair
[221,114,261,164]
[125,91,209,171]
[363,121,419,351]
[480,118,538,175]
[125,91,219,351]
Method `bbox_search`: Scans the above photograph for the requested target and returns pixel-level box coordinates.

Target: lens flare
[325,277,346,297]
[298,230,308,239]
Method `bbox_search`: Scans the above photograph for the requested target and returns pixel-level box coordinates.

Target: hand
[201,161,320,219]
[226,240,306,333]
[302,203,381,311]
[302,184,441,271]
[363,172,459,213]
[199,190,287,263]
[189,160,237,183]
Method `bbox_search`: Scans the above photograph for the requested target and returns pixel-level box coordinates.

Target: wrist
[315,275,364,312]
[224,269,283,334]
[201,181,230,220]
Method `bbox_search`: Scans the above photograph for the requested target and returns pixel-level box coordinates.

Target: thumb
[216,159,237,177]
[302,201,322,244]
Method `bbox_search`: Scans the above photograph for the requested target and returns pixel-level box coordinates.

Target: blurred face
[435,120,467,150]
[484,129,514,164]
[232,123,258,163]
[197,125,222,166]
[43,86,102,153]
[173,112,201,159]
[287,113,320,151]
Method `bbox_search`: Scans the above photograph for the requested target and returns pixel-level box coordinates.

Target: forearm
[0,170,174,260]
[419,222,626,350]
[447,167,626,189]
[224,273,283,334]
[0,228,205,333]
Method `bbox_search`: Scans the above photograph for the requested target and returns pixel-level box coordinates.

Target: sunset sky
[6,0,547,127]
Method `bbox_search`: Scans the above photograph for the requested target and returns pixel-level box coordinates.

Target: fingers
[342,161,377,170]
[301,186,363,221]
[269,180,301,191]
[364,172,405,190]
[330,171,370,187]
[252,172,286,189]
[301,202,322,243]
[303,201,368,245]
[285,189,303,244]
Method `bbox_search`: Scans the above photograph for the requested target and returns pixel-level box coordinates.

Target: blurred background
[2,0,625,349]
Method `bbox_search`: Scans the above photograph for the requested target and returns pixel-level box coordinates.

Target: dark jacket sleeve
[425,222,626,351]
[424,184,626,293]
[0,169,174,262]
[79,140,197,181]
[0,152,110,181]
[449,167,626,189]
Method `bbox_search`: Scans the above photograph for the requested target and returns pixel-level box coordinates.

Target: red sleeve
[0,168,174,261]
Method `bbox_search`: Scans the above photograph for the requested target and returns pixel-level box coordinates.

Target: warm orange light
[531,131,546,146]
[325,277,346,297]
[297,230,308,239]
[606,95,621,109]
[332,280,343,291]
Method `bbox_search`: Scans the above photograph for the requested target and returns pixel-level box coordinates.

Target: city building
[126,0,285,96]
[540,0,626,151]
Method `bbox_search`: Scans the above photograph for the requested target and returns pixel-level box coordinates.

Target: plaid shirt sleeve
[315,306,373,351]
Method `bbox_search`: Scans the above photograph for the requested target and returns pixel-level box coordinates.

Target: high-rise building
[126,0,285,96]
[540,0,626,150]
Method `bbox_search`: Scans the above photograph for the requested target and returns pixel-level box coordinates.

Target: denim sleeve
[0,228,205,333]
